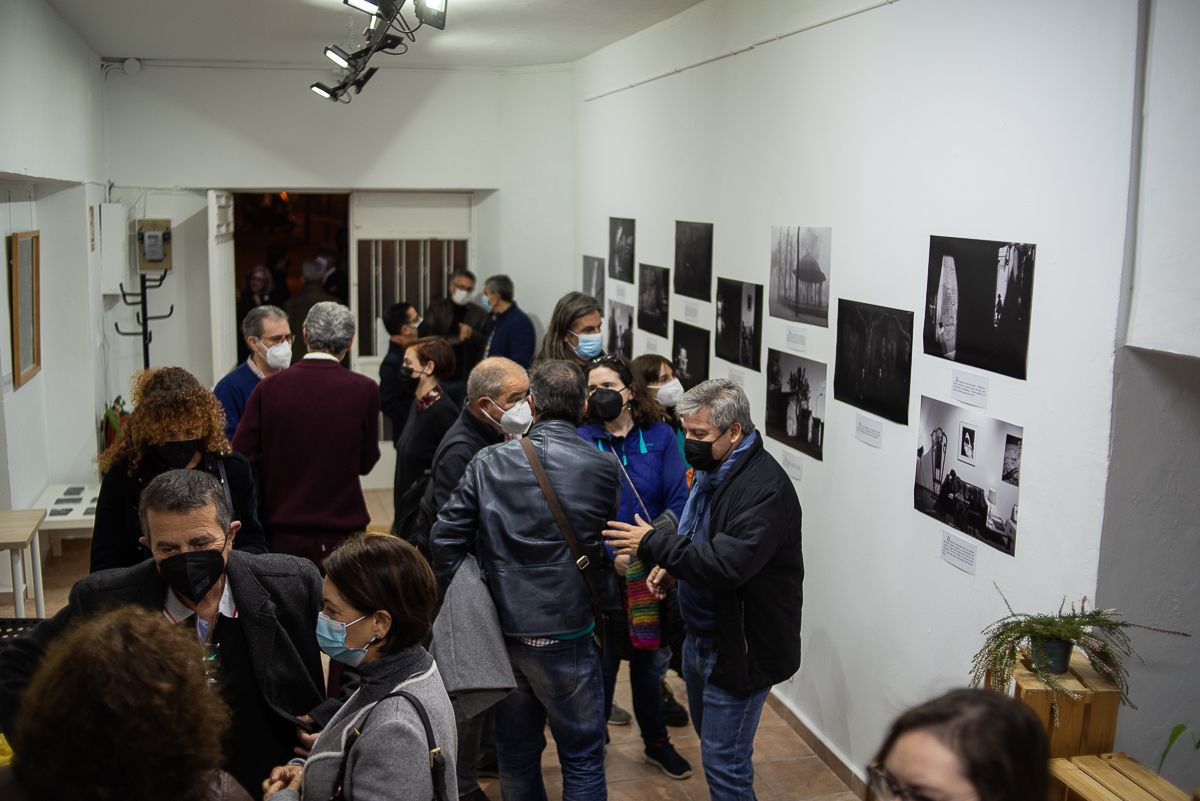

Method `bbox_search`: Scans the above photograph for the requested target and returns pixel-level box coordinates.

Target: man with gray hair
[604,378,804,801]
[233,302,380,564]
[215,304,292,439]
[285,259,337,362]
[0,469,325,796]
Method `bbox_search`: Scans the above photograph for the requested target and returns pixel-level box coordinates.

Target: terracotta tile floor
[2,491,853,801]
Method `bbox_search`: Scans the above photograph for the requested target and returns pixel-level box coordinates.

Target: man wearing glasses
[216,305,293,440]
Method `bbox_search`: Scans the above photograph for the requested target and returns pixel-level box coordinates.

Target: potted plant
[970,585,1188,722]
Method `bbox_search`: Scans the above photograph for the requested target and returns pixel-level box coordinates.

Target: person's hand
[614,553,630,577]
[294,715,319,757]
[646,565,674,600]
[262,764,303,799]
[458,322,474,341]
[603,514,653,557]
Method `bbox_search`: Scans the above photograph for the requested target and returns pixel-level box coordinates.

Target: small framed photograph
[958,422,977,466]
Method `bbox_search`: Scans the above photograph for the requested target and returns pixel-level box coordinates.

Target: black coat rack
[114,271,174,370]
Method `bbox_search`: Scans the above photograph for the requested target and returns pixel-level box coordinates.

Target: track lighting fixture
[314,0,447,103]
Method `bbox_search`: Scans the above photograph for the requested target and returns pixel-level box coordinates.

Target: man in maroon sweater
[233,301,381,566]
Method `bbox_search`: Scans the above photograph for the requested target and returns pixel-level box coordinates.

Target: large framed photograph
[766,349,827,461]
[674,220,713,301]
[833,299,913,424]
[8,230,41,389]
[672,320,710,390]
[608,218,635,282]
[923,235,1036,380]
[637,263,669,337]
[714,277,763,371]
[607,299,634,359]
[769,226,831,327]
[914,395,1022,556]
[582,255,605,306]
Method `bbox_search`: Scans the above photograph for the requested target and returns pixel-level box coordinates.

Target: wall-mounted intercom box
[135,218,173,272]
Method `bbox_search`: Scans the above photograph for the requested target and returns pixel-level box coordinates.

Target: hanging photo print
[582,255,605,306]
[672,320,710,390]
[714,278,763,371]
[833,299,914,424]
[607,299,634,359]
[769,226,831,327]
[674,220,713,301]
[766,349,827,461]
[609,218,635,282]
[637,263,669,338]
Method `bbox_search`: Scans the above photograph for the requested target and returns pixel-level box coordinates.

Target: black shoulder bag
[519,436,607,646]
[329,689,449,801]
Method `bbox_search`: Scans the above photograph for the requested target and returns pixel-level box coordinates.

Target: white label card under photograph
[951,370,989,409]
[684,302,700,321]
[854,413,883,448]
[727,368,745,387]
[646,337,659,353]
[783,452,804,481]
[785,326,808,354]
[615,283,628,300]
[940,530,979,575]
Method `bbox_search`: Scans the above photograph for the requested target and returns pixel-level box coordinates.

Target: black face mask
[159,549,226,605]
[588,388,624,423]
[684,430,731,472]
[146,439,204,473]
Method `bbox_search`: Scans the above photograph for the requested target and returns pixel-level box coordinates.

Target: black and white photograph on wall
[637,263,670,337]
[674,220,713,301]
[714,278,763,371]
[958,422,976,466]
[608,218,635,282]
[923,235,1036,380]
[833,299,914,424]
[769,226,831,327]
[582,255,605,307]
[914,395,1022,556]
[607,299,634,360]
[766,349,827,461]
[672,320,710,390]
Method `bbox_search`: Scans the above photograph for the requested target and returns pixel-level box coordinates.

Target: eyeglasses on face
[867,764,974,801]
[259,333,295,346]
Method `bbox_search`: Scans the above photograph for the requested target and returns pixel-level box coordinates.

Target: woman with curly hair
[7,606,250,801]
[91,366,266,573]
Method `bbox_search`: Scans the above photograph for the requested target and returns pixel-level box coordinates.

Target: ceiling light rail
[311,0,446,102]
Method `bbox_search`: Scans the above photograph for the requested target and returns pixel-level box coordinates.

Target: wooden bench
[1050,753,1193,801]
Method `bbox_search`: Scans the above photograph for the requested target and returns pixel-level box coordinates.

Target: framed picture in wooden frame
[8,230,41,389]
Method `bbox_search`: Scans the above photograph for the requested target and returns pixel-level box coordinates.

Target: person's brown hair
[12,606,231,801]
[408,336,457,381]
[323,532,438,653]
[535,291,602,363]
[586,355,669,427]
[631,354,673,387]
[98,366,229,476]
[872,688,1049,801]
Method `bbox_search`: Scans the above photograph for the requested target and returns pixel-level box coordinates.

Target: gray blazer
[0,551,325,737]
[273,648,458,801]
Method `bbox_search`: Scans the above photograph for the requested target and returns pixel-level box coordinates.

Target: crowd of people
[0,270,1053,801]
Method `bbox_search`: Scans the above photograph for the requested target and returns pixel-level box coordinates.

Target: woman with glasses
[535,291,604,365]
[869,688,1048,801]
[91,366,267,573]
[576,355,693,780]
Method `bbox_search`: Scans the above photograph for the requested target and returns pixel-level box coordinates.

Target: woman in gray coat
[264,532,458,801]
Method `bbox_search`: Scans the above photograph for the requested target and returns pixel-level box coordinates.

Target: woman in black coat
[91,366,267,573]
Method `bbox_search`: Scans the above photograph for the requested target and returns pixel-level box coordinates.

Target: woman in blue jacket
[577,355,692,780]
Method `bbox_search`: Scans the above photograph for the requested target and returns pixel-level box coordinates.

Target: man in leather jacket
[431,359,620,801]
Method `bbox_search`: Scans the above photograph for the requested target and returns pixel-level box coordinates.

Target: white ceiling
[46,0,703,69]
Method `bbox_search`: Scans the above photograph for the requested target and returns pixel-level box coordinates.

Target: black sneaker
[661,682,690,728]
[644,741,693,780]
[608,702,632,726]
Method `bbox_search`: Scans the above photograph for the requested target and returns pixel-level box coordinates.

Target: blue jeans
[683,634,769,801]
[601,619,671,747]
[495,637,607,801]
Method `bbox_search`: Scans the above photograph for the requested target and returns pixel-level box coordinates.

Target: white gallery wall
[575,0,1140,772]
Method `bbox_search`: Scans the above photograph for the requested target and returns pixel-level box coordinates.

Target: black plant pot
[1031,637,1073,674]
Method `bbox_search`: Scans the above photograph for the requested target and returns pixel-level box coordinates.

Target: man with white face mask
[215,305,293,440]
[418,270,492,401]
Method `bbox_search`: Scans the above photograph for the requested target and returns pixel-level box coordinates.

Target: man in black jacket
[379,301,422,442]
[431,359,620,801]
[0,470,325,797]
[419,356,527,801]
[419,270,491,401]
[604,378,804,801]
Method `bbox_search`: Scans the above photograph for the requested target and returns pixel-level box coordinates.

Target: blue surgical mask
[572,332,603,360]
[315,612,374,666]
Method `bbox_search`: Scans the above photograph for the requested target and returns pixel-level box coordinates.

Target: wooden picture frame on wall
[8,230,42,389]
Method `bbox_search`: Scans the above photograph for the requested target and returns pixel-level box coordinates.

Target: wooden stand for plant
[1049,752,1191,801]
[988,649,1122,759]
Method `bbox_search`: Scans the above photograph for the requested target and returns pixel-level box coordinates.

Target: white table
[0,509,47,618]
[33,483,99,557]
